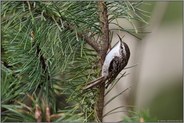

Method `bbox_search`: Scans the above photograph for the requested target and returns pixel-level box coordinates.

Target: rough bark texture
[96,1,110,122]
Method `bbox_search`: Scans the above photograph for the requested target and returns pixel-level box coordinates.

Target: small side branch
[63,23,100,53]
[39,3,100,53]
[31,31,50,82]
[26,2,101,54]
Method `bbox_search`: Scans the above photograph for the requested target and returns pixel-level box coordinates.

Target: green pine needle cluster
[1,1,149,122]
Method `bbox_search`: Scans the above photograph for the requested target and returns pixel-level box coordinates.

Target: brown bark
[96,1,110,122]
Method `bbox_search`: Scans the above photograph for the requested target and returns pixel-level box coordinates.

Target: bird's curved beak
[117,34,125,43]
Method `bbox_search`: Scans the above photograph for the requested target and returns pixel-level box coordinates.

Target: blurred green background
[137,1,183,121]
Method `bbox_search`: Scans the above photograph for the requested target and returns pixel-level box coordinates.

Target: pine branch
[33,2,100,54]
[63,23,100,54]
[96,1,110,122]
[2,1,150,122]
[30,23,51,91]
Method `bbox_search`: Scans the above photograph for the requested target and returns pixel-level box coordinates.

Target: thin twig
[63,23,100,53]
[31,31,49,78]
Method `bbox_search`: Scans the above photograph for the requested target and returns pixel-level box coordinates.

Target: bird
[83,34,130,90]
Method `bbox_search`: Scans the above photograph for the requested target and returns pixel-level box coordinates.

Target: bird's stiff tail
[83,76,106,90]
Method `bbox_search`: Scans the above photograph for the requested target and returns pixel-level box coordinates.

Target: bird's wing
[106,56,127,88]
[108,56,121,75]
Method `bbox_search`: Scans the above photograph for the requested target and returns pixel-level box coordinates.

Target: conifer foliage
[1,1,148,122]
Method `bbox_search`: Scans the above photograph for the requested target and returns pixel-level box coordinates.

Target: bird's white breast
[102,41,121,77]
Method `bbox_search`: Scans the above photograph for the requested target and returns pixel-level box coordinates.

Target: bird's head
[116,34,130,60]
[117,34,125,49]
